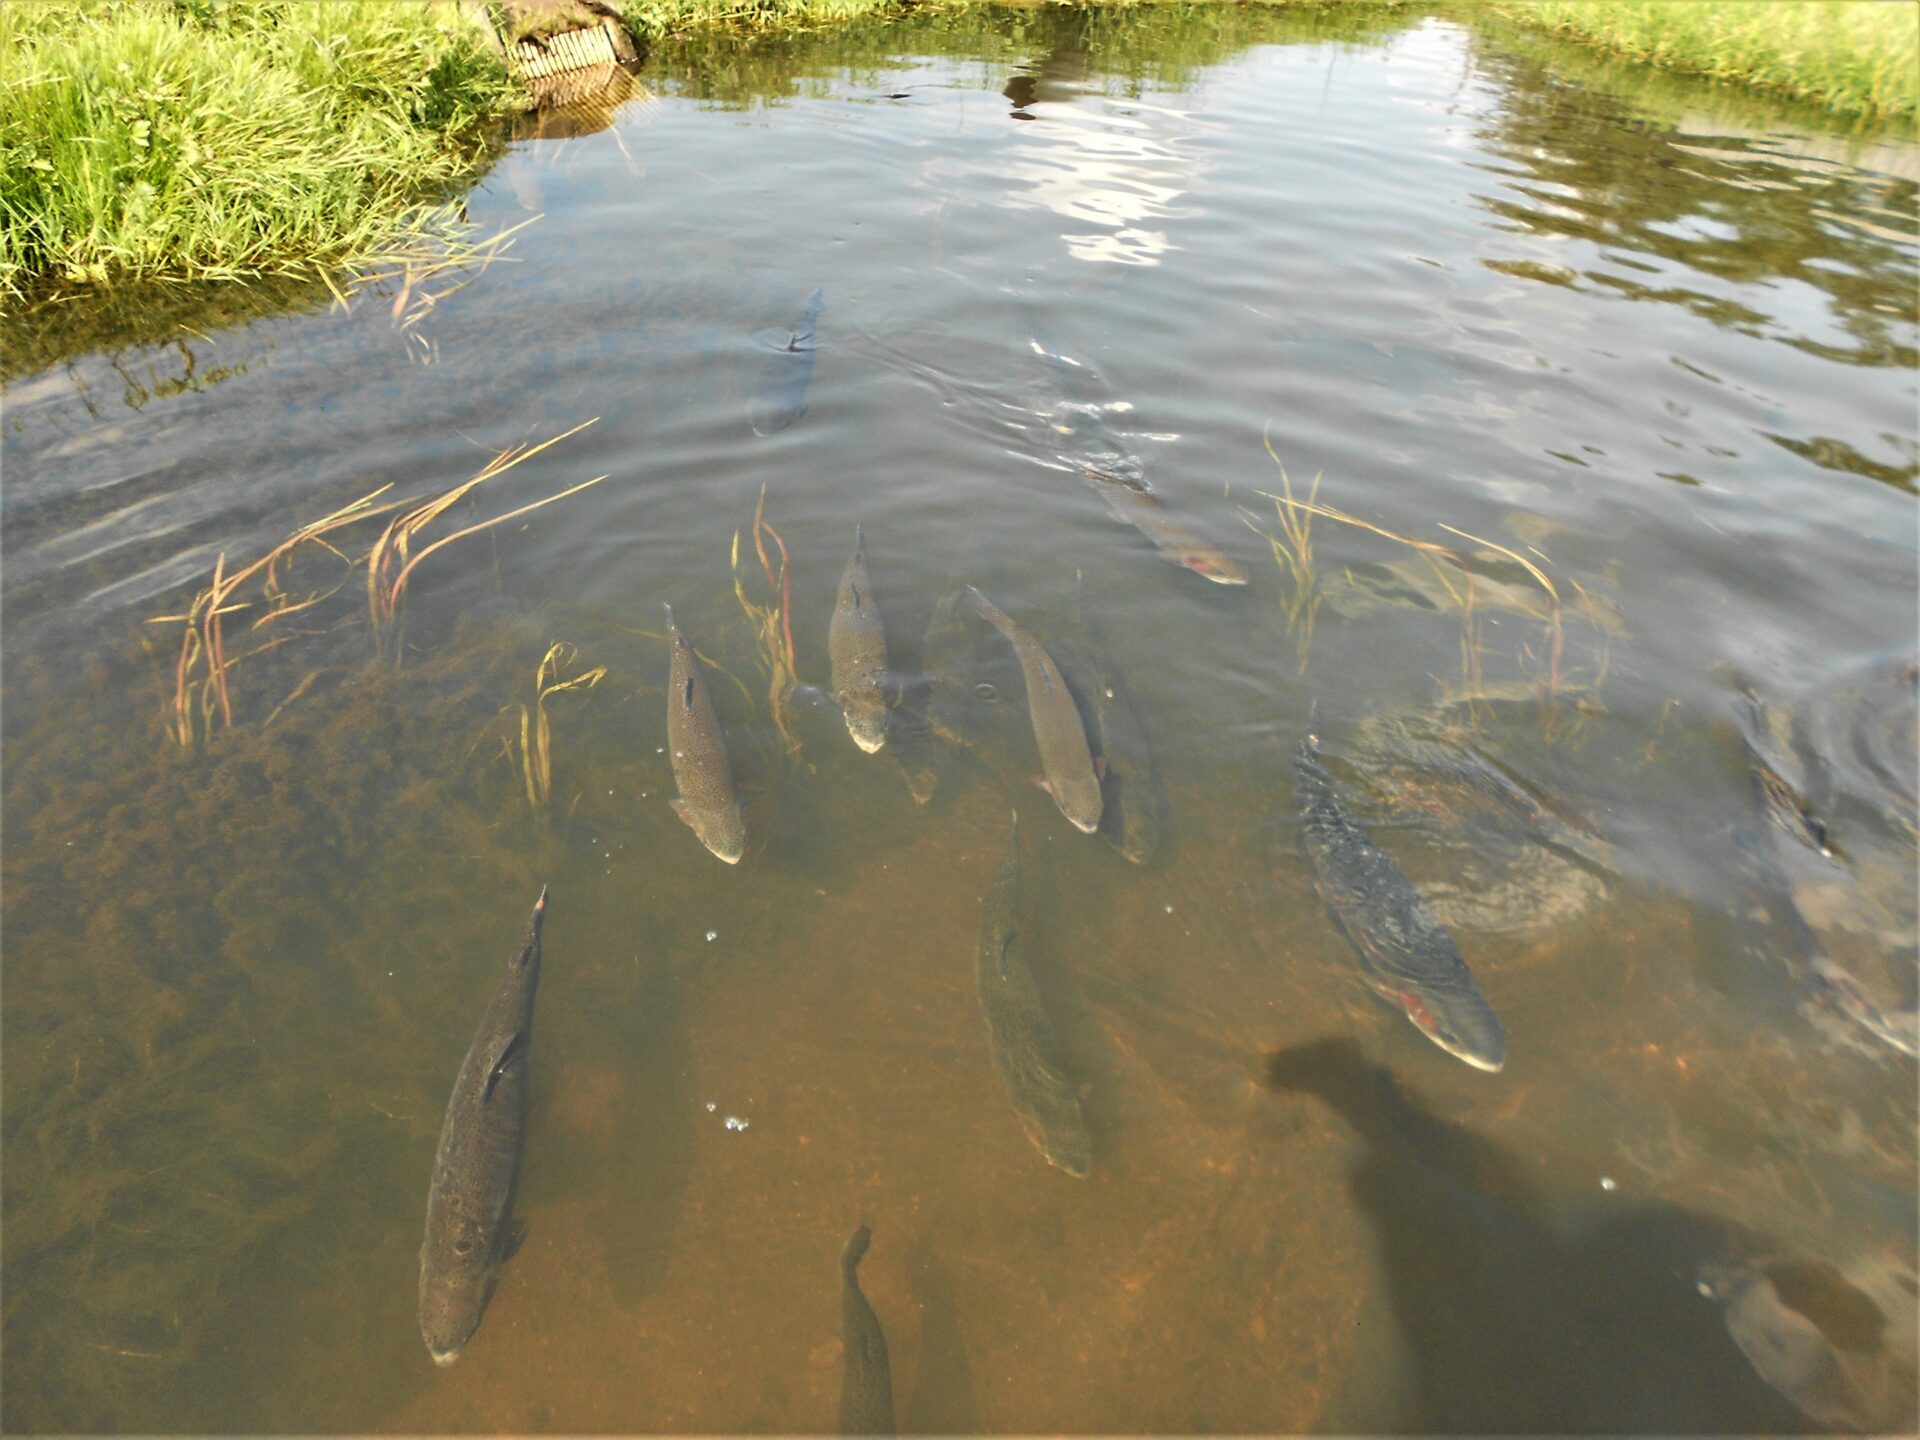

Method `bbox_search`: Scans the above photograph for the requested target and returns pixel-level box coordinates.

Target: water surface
[4,6,1916,1432]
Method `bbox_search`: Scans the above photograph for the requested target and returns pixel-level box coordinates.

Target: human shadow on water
[1264,1037,1815,1434]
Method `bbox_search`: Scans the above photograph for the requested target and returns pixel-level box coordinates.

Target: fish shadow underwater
[1264,1037,1837,1434]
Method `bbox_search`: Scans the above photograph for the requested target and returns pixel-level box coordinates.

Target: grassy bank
[1482,1,1917,123]
[0,0,518,303]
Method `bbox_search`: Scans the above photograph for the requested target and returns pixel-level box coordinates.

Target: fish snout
[1184,552,1248,585]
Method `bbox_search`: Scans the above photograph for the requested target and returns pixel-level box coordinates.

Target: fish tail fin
[841,1223,872,1276]
[964,585,1013,637]
[662,601,676,629]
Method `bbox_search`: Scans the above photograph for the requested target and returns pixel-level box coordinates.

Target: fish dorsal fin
[482,1031,527,1103]
[851,582,864,612]
[998,932,1017,983]
[682,675,695,713]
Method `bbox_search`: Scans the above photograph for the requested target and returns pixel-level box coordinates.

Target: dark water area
[3,5,1916,1432]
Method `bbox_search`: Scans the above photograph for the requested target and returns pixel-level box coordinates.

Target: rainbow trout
[1021,328,1245,585]
[976,812,1093,1175]
[749,287,825,436]
[964,587,1103,833]
[830,525,891,754]
[665,604,747,863]
[419,888,548,1366]
[1296,722,1507,1072]
[838,1225,895,1435]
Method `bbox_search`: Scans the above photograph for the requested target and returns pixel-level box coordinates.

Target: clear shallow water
[3,6,1916,1433]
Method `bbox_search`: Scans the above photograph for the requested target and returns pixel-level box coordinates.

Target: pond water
[4,5,1916,1433]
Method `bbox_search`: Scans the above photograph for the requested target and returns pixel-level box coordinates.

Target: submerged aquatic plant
[149,420,605,746]
[367,418,607,634]
[1242,427,1611,737]
[1242,423,1323,672]
[729,482,803,758]
[150,484,408,747]
[507,642,608,807]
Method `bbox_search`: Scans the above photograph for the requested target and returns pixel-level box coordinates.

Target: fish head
[1059,778,1104,834]
[1043,1128,1093,1178]
[843,706,889,754]
[419,1230,499,1366]
[1401,988,1507,1073]
[1177,548,1248,585]
[704,806,749,865]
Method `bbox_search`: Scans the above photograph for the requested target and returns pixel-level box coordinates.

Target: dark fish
[1048,609,1164,867]
[749,287,825,436]
[665,604,747,863]
[975,811,1093,1175]
[838,1225,895,1435]
[964,587,1103,833]
[1735,684,1835,859]
[1296,722,1507,1072]
[830,525,891,754]
[419,888,548,1366]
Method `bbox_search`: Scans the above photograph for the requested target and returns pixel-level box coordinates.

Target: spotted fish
[838,1225,895,1435]
[964,587,1103,834]
[1296,720,1507,1072]
[830,525,891,754]
[419,888,548,1366]
[665,604,747,863]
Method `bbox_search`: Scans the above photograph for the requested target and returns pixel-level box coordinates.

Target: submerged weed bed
[0,0,518,301]
[1483,1,1919,123]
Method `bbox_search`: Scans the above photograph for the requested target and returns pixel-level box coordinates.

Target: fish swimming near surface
[1296,718,1507,1072]
[749,287,826,436]
[419,888,548,1366]
[964,587,1103,834]
[830,525,892,754]
[1091,476,1247,585]
[1021,329,1245,585]
[838,1225,896,1435]
[665,604,748,863]
[1049,595,1165,867]
[975,811,1094,1175]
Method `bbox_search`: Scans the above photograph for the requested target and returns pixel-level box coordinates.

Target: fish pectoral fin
[669,798,702,837]
[1031,775,1054,798]
[1093,756,1108,780]
[502,1217,530,1263]
[482,1030,527,1103]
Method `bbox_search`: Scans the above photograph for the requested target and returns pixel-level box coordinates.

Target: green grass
[1482,1,1918,122]
[617,0,901,43]
[0,0,519,302]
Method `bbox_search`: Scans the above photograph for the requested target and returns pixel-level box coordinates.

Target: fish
[419,887,548,1367]
[975,811,1093,1175]
[838,1225,896,1435]
[1048,598,1165,867]
[829,525,891,754]
[963,587,1103,833]
[1296,719,1507,1072]
[1021,327,1244,584]
[664,604,747,863]
[1735,683,1835,859]
[1094,479,1247,585]
[749,287,825,436]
